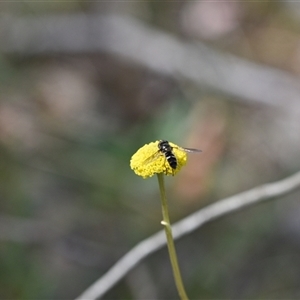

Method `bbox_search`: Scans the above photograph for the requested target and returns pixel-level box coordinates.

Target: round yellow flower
[130,140,187,178]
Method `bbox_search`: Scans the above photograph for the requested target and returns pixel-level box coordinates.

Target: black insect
[158,139,201,171]
[158,140,178,169]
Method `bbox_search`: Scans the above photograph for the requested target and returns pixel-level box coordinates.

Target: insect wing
[182,147,202,153]
[176,146,202,153]
[143,150,163,165]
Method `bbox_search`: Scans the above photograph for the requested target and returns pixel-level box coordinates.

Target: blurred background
[1,1,300,299]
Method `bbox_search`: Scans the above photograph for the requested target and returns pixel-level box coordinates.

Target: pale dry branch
[1,14,300,111]
[76,170,300,300]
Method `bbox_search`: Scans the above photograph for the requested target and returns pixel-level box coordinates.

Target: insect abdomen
[166,153,177,169]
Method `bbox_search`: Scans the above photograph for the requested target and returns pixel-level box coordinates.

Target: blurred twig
[76,170,300,300]
[1,14,300,111]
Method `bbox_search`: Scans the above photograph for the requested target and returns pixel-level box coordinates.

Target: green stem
[157,173,189,300]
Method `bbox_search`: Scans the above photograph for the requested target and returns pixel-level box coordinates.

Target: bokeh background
[1,1,300,299]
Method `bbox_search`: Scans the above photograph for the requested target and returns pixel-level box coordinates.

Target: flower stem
[157,173,189,300]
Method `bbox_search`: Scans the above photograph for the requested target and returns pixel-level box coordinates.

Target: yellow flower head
[130,140,187,178]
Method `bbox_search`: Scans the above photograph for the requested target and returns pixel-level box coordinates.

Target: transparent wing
[175,146,202,153]
[143,150,164,165]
